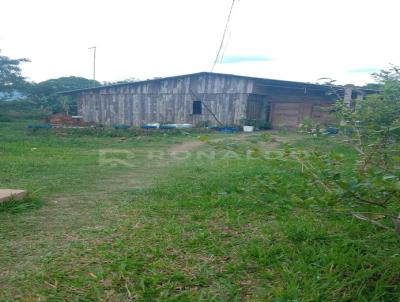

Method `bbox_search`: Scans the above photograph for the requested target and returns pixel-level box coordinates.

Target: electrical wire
[219,30,232,65]
[211,0,236,72]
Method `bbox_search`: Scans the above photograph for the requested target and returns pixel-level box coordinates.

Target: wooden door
[271,103,301,127]
[246,95,264,120]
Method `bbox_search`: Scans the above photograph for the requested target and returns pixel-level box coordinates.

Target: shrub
[290,67,400,232]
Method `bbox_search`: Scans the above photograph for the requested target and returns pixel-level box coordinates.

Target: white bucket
[243,125,254,132]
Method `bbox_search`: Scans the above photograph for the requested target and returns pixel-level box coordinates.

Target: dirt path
[168,140,204,153]
[0,133,289,294]
[0,139,209,289]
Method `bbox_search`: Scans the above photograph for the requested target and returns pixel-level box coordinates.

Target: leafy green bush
[213,67,400,232]
[290,67,400,232]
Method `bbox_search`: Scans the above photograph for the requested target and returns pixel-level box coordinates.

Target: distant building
[63,72,376,127]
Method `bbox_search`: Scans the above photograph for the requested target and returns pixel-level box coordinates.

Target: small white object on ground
[243,126,254,132]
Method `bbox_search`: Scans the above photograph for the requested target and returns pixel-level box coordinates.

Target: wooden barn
[64,72,372,128]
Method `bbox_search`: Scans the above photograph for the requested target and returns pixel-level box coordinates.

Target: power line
[192,0,237,125]
[219,30,232,65]
[211,0,236,72]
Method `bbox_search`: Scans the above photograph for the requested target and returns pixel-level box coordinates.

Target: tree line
[0,52,141,116]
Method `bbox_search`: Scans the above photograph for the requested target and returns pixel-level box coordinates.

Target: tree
[0,52,30,94]
[29,76,100,114]
[102,77,139,86]
[31,76,100,96]
[358,67,400,127]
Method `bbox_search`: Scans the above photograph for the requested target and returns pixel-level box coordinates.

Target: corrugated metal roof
[59,71,380,95]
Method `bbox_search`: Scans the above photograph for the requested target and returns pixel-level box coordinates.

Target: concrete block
[0,189,26,203]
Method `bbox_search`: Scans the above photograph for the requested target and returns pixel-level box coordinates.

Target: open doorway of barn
[245,94,271,126]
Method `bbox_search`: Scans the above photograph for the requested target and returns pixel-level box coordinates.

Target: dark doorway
[246,94,269,122]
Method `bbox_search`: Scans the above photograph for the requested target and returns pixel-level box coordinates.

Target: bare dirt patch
[168,140,204,153]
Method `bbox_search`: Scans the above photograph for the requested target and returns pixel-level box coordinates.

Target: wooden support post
[343,84,354,108]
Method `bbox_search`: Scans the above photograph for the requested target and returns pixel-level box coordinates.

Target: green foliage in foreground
[0,194,43,214]
[291,66,400,232]
[0,122,399,301]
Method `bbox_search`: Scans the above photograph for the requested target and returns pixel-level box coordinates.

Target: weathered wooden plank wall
[77,74,253,126]
[76,73,344,128]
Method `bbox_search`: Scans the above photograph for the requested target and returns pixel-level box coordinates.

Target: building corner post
[343,84,354,108]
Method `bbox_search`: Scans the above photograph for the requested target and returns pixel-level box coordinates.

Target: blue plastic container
[113,125,131,129]
[27,124,52,129]
[213,126,238,133]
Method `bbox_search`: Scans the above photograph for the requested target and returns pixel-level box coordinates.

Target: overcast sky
[1,0,399,85]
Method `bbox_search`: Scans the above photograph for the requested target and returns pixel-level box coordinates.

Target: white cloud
[1,0,399,85]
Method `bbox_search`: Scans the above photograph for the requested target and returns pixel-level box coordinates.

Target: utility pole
[88,46,96,85]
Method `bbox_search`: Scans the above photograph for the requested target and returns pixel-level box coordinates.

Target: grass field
[0,121,399,301]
